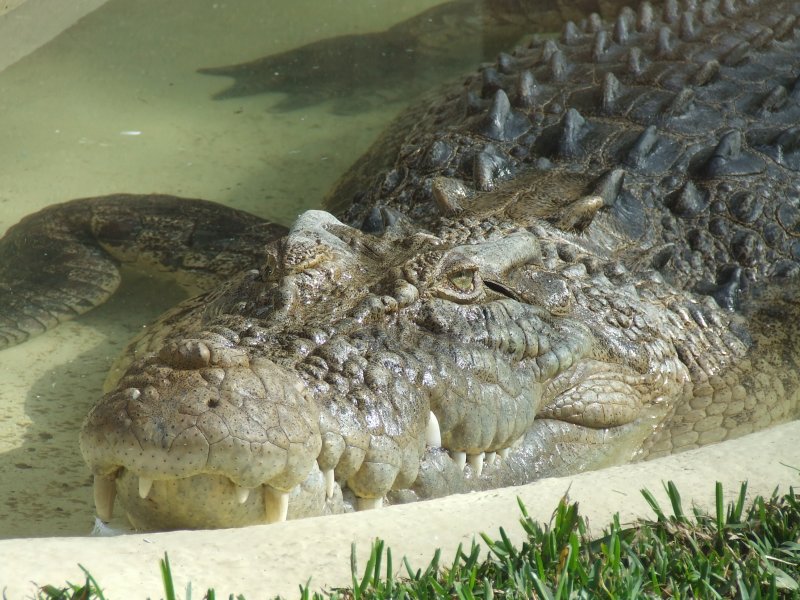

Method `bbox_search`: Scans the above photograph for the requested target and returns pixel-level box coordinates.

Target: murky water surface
[0,0,526,537]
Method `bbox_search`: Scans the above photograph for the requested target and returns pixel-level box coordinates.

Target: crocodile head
[80,208,734,530]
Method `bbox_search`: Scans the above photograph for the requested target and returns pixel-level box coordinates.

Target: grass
[28,481,800,600]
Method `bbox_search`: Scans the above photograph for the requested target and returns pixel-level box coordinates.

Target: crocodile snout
[80,337,321,527]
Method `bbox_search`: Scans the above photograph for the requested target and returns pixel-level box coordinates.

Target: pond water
[0,0,537,537]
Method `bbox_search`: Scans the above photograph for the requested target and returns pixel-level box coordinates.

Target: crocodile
[3,0,800,530]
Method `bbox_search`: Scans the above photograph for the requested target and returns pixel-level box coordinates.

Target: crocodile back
[328,0,800,311]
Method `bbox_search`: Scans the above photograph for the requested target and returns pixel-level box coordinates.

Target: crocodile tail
[0,194,285,350]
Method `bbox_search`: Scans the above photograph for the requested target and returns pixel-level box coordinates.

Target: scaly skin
[3,0,800,530]
[83,205,768,529]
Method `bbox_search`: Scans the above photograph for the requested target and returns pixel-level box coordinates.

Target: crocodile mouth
[81,339,663,531]
[87,408,655,530]
[84,403,530,529]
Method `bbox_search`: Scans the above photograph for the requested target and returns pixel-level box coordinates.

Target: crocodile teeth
[93,475,116,522]
[138,477,153,499]
[451,450,467,471]
[324,468,335,499]
[499,448,510,460]
[236,486,251,504]
[264,487,289,524]
[356,497,383,511]
[425,411,442,447]
[468,452,485,477]
[485,451,497,466]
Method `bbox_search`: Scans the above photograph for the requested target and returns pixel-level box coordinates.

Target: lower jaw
[115,463,346,530]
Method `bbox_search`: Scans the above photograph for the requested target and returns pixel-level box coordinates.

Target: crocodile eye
[448,269,476,292]
[435,267,483,302]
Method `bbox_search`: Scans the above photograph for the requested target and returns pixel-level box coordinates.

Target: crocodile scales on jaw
[3,0,800,529]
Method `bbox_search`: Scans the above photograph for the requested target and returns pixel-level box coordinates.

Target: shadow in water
[198,0,607,113]
[0,272,187,537]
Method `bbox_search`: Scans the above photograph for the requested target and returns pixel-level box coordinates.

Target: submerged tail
[0,194,286,349]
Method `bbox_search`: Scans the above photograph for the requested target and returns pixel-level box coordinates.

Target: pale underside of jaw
[91,408,527,529]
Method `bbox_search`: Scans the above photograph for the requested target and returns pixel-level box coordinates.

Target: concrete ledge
[0,421,797,599]
[0,0,111,72]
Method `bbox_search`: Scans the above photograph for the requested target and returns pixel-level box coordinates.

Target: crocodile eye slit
[484,279,520,300]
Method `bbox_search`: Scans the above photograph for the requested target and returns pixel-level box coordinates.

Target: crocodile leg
[0,194,285,349]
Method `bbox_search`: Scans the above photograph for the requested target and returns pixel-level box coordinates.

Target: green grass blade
[729,481,749,524]
[665,480,686,523]
[641,487,667,522]
[159,553,176,600]
[715,481,725,532]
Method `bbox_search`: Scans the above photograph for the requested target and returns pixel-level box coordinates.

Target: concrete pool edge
[0,0,112,73]
[1,420,797,598]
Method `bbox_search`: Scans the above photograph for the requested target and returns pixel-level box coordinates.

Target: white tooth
[425,411,442,447]
[499,448,510,460]
[468,452,485,477]
[236,486,251,504]
[93,475,116,522]
[356,496,383,511]
[324,468,335,499]
[138,477,153,499]
[452,450,467,471]
[264,487,289,524]
[485,451,496,466]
